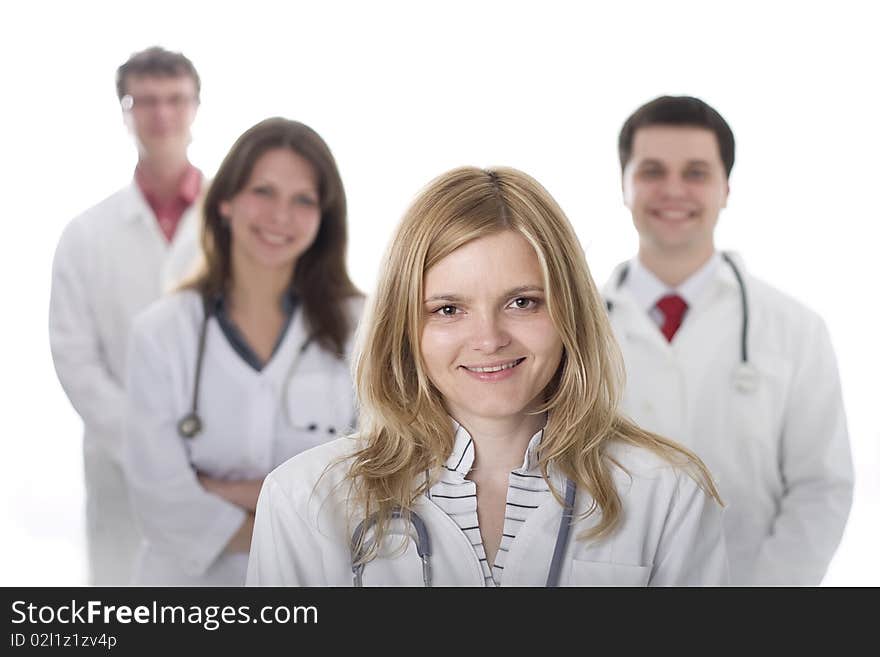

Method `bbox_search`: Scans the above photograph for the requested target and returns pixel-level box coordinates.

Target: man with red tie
[602,96,853,585]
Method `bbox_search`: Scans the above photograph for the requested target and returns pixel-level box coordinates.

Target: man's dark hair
[116,46,201,101]
[618,96,735,177]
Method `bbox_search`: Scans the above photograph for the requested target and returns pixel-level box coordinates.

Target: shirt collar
[442,418,547,480]
[135,162,202,207]
[627,251,722,312]
[212,288,299,316]
[178,164,203,204]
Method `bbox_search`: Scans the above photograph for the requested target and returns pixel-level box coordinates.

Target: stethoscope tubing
[177,297,212,439]
[545,478,577,587]
[607,251,750,367]
[720,252,748,364]
[177,297,314,439]
[351,478,576,587]
[351,508,433,587]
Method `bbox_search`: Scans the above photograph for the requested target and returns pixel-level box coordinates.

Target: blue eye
[684,169,708,181]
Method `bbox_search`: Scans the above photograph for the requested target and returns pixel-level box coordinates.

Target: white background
[1,0,877,585]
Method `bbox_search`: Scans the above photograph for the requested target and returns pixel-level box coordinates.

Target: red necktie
[656,294,688,342]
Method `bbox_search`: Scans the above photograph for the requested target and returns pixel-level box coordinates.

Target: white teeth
[257,229,290,245]
[656,210,692,221]
[466,359,522,373]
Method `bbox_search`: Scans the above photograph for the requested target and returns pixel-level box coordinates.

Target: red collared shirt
[135,163,202,242]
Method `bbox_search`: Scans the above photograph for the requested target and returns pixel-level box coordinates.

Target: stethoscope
[605,252,758,394]
[350,479,577,587]
[176,297,332,439]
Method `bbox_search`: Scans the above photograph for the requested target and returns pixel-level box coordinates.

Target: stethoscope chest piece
[733,363,759,394]
[178,413,202,439]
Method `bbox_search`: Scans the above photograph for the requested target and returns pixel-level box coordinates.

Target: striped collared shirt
[428,421,551,586]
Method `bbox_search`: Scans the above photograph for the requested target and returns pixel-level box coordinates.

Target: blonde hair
[346,166,720,560]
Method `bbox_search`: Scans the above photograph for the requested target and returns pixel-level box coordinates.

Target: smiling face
[622,125,729,261]
[420,230,564,428]
[220,147,321,276]
[122,74,198,160]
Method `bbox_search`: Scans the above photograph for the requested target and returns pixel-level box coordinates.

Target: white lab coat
[49,181,202,585]
[124,290,363,586]
[603,254,854,585]
[246,436,729,586]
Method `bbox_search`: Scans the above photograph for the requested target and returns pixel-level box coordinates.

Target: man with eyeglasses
[49,46,204,585]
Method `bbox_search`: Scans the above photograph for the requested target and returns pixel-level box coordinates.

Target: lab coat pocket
[721,350,789,463]
[569,560,652,587]
[282,370,355,454]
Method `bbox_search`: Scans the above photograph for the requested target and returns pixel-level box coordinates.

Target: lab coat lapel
[502,470,604,586]
[414,495,488,586]
[121,181,166,241]
[263,303,311,384]
[163,198,203,288]
[603,263,669,351]
[670,254,743,358]
[121,179,205,291]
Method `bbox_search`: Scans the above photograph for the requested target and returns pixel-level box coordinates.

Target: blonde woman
[246,167,728,586]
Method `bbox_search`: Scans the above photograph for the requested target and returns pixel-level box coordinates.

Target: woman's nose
[469,314,511,354]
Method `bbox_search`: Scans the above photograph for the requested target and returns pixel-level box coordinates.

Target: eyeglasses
[121,93,198,112]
